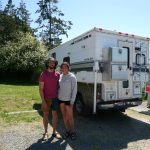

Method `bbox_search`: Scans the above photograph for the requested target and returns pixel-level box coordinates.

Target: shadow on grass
[33,103,42,111]
[0,78,38,86]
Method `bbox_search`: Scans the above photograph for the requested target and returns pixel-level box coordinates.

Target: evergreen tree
[36,0,72,49]
[16,0,33,33]
[4,0,16,17]
[1,0,33,38]
[16,0,31,26]
[0,12,19,45]
[0,0,2,12]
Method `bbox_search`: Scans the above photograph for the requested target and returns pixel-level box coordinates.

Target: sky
[2,0,150,43]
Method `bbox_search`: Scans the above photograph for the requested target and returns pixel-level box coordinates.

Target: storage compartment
[111,47,128,63]
[101,83,117,101]
[133,82,141,95]
[111,64,128,80]
[102,47,128,81]
[106,91,116,100]
[102,47,128,63]
[102,64,128,81]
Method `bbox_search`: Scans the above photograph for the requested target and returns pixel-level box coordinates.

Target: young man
[39,57,61,140]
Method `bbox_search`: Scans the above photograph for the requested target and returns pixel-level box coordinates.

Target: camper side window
[51,52,56,59]
[122,80,129,88]
[63,56,70,64]
[136,54,145,65]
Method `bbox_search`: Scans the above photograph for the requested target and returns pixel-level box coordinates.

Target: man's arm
[39,82,45,103]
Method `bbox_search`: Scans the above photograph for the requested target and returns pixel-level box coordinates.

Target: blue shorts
[51,98,60,111]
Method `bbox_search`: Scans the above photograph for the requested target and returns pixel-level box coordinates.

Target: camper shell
[49,27,150,114]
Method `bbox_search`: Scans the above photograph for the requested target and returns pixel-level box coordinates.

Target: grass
[0,83,42,124]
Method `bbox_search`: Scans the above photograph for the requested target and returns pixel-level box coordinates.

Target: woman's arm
[70,76,77,105]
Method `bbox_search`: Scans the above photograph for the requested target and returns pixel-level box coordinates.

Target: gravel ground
[0,110,150,150]
[0,123,44,150]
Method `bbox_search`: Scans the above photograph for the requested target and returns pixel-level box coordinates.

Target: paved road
[0,105,150,150]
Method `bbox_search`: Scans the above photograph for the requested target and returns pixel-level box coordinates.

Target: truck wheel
[74,94,85,115]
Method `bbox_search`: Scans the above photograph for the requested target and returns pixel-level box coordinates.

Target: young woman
[58,62,77,140]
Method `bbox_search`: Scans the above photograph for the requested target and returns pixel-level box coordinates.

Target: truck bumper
[97,98,142,110]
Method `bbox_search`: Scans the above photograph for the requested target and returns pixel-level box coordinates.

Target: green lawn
[0,84,42,124]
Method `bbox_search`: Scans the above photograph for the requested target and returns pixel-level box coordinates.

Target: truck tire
[74,94,85,115]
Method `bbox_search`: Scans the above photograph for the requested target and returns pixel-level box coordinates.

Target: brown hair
[45,57,58,69]
[60,62,70,70]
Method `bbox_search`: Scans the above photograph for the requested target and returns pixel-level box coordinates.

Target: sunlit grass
[0,112,41,124]
[0,84,42,124]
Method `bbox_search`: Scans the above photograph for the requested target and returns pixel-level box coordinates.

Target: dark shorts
[42,98,59,112]
[59,100,70,105]
[51,98,60,111]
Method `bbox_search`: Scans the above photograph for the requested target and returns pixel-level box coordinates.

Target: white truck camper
[48,27,150,114]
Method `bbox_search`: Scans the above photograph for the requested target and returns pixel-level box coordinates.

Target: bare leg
[60,103,69,131]
[66,105,76,140]
[42,111,49,140]
[51,110,62,139]
[66,105,74,133]
[52,110,58,134]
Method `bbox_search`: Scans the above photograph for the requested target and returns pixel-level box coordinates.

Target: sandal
[70,132,76,140]
[52,132,62,139]
[63,131,70,139]
[42,132,49,141]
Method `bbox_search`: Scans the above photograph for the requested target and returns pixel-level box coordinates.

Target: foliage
[16,0,31,25]
[0,0,2,11]
[4,0,16,17]
[0,1,47,76]
[0,12,19,45]
[0,32,47,72]
[0,0,73,80]
[0,0,33,46]
[36,0,73,49]
[16,0,33,33]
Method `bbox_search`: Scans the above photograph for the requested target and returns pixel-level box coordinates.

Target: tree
[0,1,3,30]
[0,12,19,45]
[16,0,32,26]
[4,0,16,17]
[16,0,33,33]
[0,1,46,81]
[0,32,47,72]
[0,1,2,12]
[0,0,33,45]
[36,0,72,49]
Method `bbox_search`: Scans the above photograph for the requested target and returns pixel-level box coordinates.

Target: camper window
[51,52,56,59]
[136,54,145,65]
[135,47,141,51]
[122,80,129,88]
[63,56,70,64]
